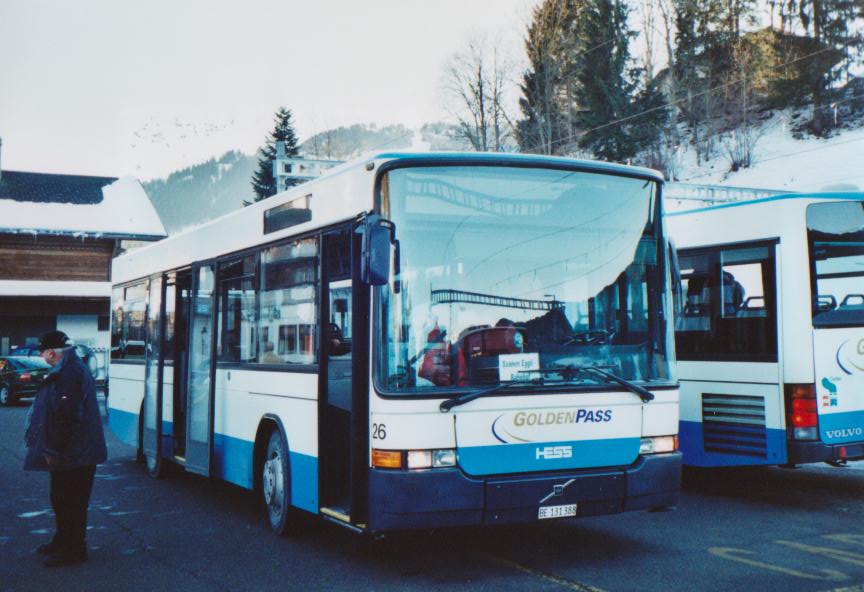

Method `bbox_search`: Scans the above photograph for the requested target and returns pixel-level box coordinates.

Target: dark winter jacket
[24,348,107,471]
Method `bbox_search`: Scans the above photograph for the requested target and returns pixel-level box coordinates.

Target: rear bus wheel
[262,429,299,535]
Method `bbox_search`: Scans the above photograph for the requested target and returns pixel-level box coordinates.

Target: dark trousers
[49,465,96,554]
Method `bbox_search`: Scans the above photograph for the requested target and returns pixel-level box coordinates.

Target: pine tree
[790,0,861,135]
[250,107,301,202]
[516,0,582,155]
[574,0,666,163]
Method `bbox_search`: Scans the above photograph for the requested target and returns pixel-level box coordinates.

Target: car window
[17,358,50,369]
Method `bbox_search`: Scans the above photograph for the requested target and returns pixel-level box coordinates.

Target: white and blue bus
[667,193,864,468]
[108,152,681,535]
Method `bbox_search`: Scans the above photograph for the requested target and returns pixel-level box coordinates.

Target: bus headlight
[402,449,456,469]
[373,448,458,470]
[432,449,457,468]
[640,436,678,454]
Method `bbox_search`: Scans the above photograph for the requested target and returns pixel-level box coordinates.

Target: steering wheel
[565,329,616,346]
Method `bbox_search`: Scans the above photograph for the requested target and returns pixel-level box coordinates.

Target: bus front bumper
[367,452,681,532]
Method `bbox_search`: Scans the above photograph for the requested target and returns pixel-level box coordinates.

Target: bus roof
[113,152,664,285]
[666,191,864,217]
[368,151,665,182]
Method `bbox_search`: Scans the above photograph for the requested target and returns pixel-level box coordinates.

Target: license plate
[538,503,577,520]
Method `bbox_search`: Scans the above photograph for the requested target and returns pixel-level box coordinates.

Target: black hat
[39,330,70,351]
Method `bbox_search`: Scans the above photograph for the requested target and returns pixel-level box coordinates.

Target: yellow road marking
[709,547,849,581]
[472,550,607,592]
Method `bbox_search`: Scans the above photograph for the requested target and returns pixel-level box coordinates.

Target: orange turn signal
[371,449,403,469]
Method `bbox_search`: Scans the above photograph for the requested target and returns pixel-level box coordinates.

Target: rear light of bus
[372,448,457,470]
[787,384,818,440]
[639,435,678,454]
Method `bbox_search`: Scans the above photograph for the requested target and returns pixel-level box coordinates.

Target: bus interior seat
[736,296,767,318]
[816,295,837,312]
[840,294,864,309]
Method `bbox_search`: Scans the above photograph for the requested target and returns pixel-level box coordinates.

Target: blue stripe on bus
[110,409,318,512]
[679,420,787,466]
[666,192,864,217]
[210,433,319,513]
[819,410,864,444]
[108,408,139,448]
[212,432,254,488]
[457,438,640,475]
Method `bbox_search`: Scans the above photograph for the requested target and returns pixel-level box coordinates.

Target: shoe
[43,550,87,567]
[36,541,58,555]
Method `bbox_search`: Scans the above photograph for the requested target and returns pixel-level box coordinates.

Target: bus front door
[319,228,367,526]
[185,263,216,476]
[142,276,163,473]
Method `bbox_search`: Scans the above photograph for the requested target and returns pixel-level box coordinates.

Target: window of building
[676,243,777,361]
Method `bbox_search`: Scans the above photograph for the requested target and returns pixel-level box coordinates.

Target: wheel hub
[263,456,284,508]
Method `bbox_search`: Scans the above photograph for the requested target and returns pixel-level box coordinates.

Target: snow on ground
[673,112,864,193]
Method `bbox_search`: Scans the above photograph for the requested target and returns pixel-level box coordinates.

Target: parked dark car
[9,343,100,381]
[0,356,51,406]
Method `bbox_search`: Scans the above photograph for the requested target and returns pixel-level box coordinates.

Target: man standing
[24,330,107,567]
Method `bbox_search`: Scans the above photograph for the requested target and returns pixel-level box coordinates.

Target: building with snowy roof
[0,143,166,362]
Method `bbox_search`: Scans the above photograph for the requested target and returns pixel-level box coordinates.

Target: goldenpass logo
[491,407,615,444]
[513,409,612,426]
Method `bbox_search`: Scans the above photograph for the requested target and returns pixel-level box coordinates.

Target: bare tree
[442,35,516,152]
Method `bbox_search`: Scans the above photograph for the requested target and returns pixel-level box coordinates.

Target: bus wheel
[136,413,146,463]
[146,452,168,479]
[262,430,297,535]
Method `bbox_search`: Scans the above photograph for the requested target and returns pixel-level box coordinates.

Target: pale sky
[0,0,539,180]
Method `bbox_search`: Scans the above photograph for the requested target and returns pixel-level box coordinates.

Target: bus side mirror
[360,215,397,287]
[668,238,683,317]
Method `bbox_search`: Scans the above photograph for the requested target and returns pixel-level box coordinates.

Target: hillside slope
[673,111,864,193]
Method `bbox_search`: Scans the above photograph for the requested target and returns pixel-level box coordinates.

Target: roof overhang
[0,228,165,241]
[0,280,112,298]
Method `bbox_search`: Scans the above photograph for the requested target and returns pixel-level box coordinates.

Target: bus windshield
[808,200,864,328]
[376,165,674,395]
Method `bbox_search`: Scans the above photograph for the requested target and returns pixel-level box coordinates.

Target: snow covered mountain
[143,115,863,235]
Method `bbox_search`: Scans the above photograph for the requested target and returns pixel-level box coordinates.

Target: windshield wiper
[438,365,654,412]
[439,380,540,412]
[516,364,654,402]
[568,365,654,402]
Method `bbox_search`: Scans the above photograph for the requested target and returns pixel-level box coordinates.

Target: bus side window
[675,243,777,361]
[258,237,319,365]
[217,256,257,363]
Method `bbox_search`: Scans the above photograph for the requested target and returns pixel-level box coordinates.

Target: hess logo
[536,445,573,460]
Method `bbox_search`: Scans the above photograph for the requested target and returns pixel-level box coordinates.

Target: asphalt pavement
[1,396,863,592]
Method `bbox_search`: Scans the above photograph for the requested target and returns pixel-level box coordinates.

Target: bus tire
[136,411,146,464]
[262,429,298,535]
[146,450,169,479]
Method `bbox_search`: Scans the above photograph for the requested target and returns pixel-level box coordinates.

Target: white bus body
[667,193,864,467]
[108,152,681,534]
